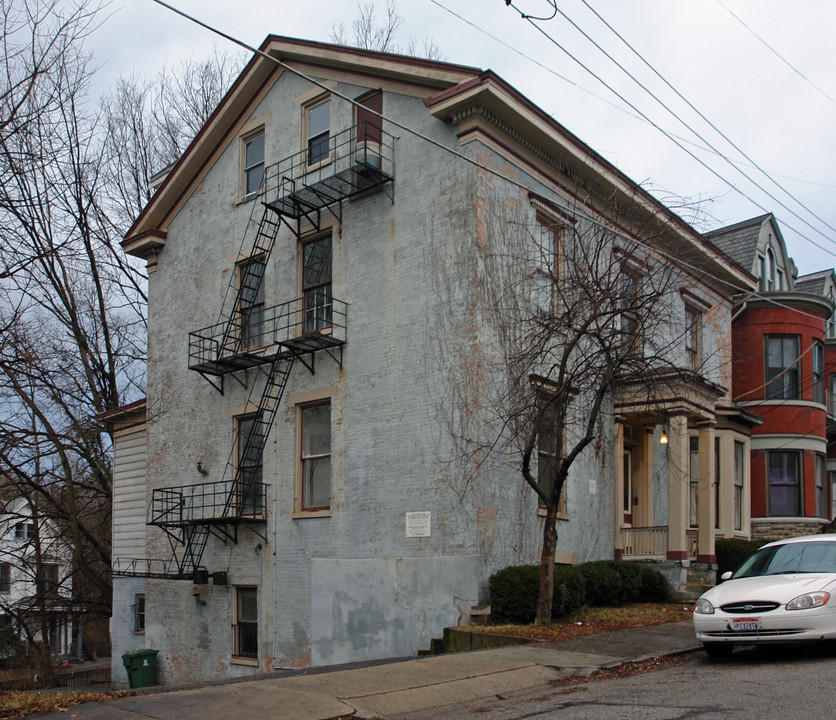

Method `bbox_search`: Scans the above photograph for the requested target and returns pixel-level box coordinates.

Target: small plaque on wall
[406,511,431,537]
[589,478,598,494]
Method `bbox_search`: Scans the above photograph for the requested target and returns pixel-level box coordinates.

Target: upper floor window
[238,259,265,350]
[300,402,331,511]
[815,454,827,519]
[765,335,800,400]
[733,440,745,531]
[0,563,9,594]
[243,129,265,196]
[618,270,641,355]
[537,395,567,515]
[813,341,824,405]
[236,414,264,517]
[534,218,559,315]
[684,306,701,371]
[829,374,836,416]
[14,522,35,540]
[302,235,332,333]
[306,97,330,166]
[37,563,59,595]
[766,248,776,291]
[757,255,766,292]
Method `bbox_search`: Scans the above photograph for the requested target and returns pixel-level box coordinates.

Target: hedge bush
[715,538,764,576]
[489,560,671,623]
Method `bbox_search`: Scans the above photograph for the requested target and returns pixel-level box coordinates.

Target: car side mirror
[720,571,733,582]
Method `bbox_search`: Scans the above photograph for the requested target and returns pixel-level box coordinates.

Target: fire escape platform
[188,297,348,377]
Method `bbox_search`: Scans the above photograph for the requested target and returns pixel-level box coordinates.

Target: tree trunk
[535,500,559,625]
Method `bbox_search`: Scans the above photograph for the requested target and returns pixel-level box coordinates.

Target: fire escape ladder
[217,207,282,357]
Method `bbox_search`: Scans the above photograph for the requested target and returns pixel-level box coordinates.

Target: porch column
[643,427,655,526]
[717,430,735,540]
[614,420,624,559]
[667,413,689,560]
[697,422,716,563]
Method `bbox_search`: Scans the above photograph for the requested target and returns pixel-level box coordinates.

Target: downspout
[731,292,755,322]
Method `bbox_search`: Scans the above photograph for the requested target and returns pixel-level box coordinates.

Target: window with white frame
[758,255,766,292]
[689,436,699,527]
[813,341,824,404]
[765,335,800,400]
[242,129,265,196]
[300,402,331,511]
[816,454,827,519]
[37,563,59,595]
[766,248,776,290]
[734,440,745,531]
[13,522,35,540]
[829,374,836,416]
[233,586,258,659]
[306,97,330,165]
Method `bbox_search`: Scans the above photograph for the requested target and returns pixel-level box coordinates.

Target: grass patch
[480,602,693,642]
[0,690,130,718]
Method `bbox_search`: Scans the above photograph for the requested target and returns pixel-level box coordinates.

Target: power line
[573,0,836,241]
[146,0,835,325]
[502,1,836,261]
[716,0,836,108]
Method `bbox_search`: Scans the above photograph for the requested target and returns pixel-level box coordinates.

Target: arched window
[766,248,776,291]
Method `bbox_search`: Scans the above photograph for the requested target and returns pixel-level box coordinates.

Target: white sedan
[693,534,836,658]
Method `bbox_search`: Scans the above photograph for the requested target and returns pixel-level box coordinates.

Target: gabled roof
[123,36,753,293]
[796,268,835,297]
[703,213,773,272]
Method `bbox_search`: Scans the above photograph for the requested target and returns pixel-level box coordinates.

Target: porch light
[660,431,668,445]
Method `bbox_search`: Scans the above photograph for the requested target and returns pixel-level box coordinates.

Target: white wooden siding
[112,428,147,562]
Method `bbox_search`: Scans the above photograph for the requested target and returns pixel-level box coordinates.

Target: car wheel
[703,642,733,659]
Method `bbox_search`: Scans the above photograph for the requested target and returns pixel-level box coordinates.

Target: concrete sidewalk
[41,620,699,720]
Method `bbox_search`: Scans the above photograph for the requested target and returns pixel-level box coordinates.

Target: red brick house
[707,214,835,539]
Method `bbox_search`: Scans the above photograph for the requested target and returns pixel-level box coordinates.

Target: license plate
[732,618,760,633]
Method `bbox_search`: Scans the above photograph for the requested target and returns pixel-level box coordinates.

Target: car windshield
[734,541,836,578]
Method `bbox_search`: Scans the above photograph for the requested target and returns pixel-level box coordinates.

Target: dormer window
[766,248,776,291]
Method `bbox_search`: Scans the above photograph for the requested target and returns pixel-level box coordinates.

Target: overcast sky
[91,0,836,276]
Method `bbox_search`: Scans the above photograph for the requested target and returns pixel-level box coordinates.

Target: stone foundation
[751,518,829,542]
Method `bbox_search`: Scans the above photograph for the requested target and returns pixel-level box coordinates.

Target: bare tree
[432,187,701,624]
[332,0,445,60]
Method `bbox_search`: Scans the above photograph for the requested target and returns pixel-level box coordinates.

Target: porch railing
[622,526,667,557]
[622,526,700,559]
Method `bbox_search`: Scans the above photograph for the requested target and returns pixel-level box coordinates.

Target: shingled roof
[703,214,772,273]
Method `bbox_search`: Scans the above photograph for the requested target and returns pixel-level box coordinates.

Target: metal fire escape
[114,122,395,580]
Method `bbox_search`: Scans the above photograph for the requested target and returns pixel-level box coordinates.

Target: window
[537,396,567,514]
[768,451,800,516]
[816,454,827,519]
[133,594,145,633]
[765,335,800,400]
[300,402,331,511]
[714,437,720,530]
[830,374,836,416]
[534,218,559,315]
[302,235,332,333]
[37,564,59,595]
[776,268,784,291]
[238,259,265,349]
[0,563,9,594]
[306,97,330,165]
[13,522,35,540]
[243,130,265,196]
[757,255,766,292]
[233,587,258,659]
[766,248,776,291]
[813,342,824,405]
[684,306,701,371]
[689,436,699,527]
[734,441,745,531]
[236,414,264,516]
[618,271,640,354]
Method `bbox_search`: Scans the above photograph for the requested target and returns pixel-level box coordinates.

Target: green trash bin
[122,649,159,688]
